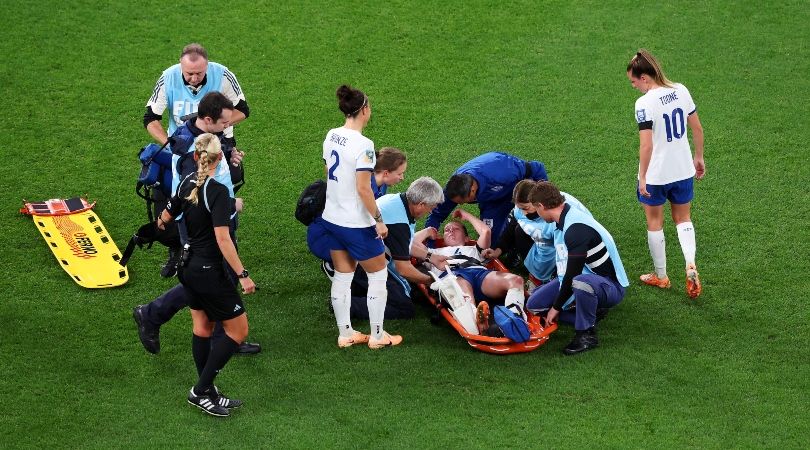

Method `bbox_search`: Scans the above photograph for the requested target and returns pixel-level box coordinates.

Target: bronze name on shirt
[329,133,348,146]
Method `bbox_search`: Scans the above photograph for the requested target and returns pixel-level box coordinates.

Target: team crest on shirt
[636,109,647,123]
[363,149,375,163]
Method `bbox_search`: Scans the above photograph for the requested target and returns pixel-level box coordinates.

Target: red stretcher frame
[415,239,556,354]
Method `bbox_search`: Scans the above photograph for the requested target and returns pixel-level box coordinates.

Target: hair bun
[336,84,352,101]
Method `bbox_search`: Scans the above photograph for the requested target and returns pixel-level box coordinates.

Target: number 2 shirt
[321,126,376,228]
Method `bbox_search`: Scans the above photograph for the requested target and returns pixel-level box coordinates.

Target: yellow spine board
[32,210,129,288]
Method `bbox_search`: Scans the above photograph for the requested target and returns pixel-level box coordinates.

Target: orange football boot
[640,273,671,289]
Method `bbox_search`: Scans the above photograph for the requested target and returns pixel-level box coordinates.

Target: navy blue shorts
[638,177,694,206]
[442,267,493,302]
[321,220,385,262]
[307,217,337,262]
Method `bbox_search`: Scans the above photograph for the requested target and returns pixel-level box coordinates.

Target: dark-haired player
[425,152,547,251]
[321,85,401,349]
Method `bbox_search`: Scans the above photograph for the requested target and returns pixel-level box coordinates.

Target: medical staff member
[321,85,401,349]
[525,182,629,356]
[157,133,255,417]
[143,43,250,277]
[425,152,547,248]
[483,180,590,286]
[348,177,445,320]
[627,49,705,298]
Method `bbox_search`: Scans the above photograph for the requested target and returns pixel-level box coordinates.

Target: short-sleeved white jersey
[634,83,697,185]
[428,245,484,277]
[321,127,376,228]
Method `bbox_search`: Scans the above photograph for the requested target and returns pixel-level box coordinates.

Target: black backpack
[295,180,326,225]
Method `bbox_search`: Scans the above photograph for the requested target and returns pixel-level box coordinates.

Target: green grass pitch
[0,1,807,448]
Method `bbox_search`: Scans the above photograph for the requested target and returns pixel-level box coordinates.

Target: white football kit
[634,83,697,185]
[429,245,485,277]
[321,127,376,228]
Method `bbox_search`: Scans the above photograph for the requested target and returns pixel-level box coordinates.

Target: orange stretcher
[415,239,556,354]
[20,197,129,288]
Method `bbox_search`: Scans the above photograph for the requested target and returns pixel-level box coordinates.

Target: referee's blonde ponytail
[186,133,222,205]
[627,49,674,88]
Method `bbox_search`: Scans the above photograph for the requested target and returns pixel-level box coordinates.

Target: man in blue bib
[143,43,250,277]
[525,182,629,355]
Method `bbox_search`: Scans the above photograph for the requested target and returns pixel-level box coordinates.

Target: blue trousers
[526,274,624,330]
[141,284,227,338]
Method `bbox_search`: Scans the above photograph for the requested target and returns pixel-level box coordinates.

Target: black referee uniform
[169,174,248,416]
[170,176,245,321]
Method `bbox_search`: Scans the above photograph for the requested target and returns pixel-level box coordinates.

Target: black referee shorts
[179,260,245,322]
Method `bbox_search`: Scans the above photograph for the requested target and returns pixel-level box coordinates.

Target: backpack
[137,142,174,198]
[493,305,531,343]
[134,124,199,222]
[295,179,326,226]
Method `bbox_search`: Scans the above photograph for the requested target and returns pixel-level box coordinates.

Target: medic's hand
[544,307,559,328]
[230,148,245,167]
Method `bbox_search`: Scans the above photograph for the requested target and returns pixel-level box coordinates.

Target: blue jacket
[425,152,546,231]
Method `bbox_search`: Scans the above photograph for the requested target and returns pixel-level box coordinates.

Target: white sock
[330,271,354,338]
[676,221,697,267]
[647,229,667,278]
[504,287,527,320]
[366,268,388,340]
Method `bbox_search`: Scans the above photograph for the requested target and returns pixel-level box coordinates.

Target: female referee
[627,49,705,298]
[320,84,402,349]
[158,133,256,417]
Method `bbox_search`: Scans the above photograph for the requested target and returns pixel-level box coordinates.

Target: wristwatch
[238,269,249,279]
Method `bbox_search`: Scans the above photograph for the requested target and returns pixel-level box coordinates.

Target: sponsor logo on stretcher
[54,216,98,259]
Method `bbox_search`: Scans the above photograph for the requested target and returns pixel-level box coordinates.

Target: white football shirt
[634,83,697,185]
[321,127,376,228]
[429,245,485,277]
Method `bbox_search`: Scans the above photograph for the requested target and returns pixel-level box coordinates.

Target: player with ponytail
[627,49,706,298]
[320,84,402,349]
